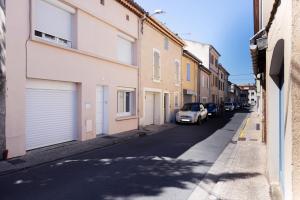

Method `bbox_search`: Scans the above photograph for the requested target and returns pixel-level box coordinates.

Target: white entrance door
[96,86,104,135]
[145,92,155,125]
[26,80,77,150]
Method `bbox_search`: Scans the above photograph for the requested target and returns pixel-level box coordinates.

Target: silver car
[176,103,208,125]
[224,102,235,111]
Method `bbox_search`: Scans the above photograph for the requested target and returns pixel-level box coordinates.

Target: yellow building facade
[181,50,201,104]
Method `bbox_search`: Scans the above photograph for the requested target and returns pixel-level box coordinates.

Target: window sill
[116,115,138,121]
[30,37,138,69]
[153,79,161,83]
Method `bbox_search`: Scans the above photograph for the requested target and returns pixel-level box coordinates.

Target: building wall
[5,0,139,158]
[209,49,220,104]
[181,54,197,104]
[291,0,300,198]
[184,40,210,69]
[262,0,275,28]
[199,68,210,103]
[264,0,293,198]
[139,22,182,125]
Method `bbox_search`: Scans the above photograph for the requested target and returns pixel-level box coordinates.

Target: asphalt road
[0,110,249,200]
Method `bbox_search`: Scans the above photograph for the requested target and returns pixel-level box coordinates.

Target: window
[34,0,75,47]
[126,15,130,21]
[202,97,207,104]
[117,36,134,65]
[215,77,217,87]
[175,60,180,85]
[117,90,134,117]
[174,93,179,108]
[207,76,209,89]
[187,63,191,81]
[164,37,169,50]
[202,74,205,87]
[100,0,105,5]
[210,54,214,64]
[153,49,161,81]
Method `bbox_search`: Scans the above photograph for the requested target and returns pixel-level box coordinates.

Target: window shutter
[36,0,73,41]
[187,64,191,81]
[117,37,133,65]
[154,51,160,80]
[175,61,180,84]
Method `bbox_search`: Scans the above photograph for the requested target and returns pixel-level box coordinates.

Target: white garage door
[26,80,77,150]
[144,92,155,125]
[96,86,104,135]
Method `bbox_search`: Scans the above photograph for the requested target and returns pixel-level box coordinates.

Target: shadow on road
[0,109,252,200]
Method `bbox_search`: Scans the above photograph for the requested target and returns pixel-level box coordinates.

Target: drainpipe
[137,14,146,130]
[0,0,6,160]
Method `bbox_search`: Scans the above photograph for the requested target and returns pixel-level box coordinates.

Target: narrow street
[0,111,248,200]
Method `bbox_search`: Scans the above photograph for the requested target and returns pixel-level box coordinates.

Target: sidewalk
[188,110,271,200]
[0,123,176,176]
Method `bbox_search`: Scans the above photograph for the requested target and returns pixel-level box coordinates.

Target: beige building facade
[251,0,300,199]
[5,0,143,158]
[198,65,211,104]
[218,64,230,104]
[139,19,184,126]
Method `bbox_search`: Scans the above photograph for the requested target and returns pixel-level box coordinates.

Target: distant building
[238,84,257,106]
[218,64,230,104]
[227,82,241,103]
[184,40,229,105]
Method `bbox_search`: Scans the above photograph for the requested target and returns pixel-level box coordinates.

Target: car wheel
[197,117,202,125]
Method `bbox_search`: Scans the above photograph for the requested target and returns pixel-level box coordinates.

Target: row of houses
[1,0,230,159]
[227,83,257,106]
[251,0,300,199]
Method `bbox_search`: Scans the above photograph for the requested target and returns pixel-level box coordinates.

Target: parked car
[235,103,241,109]
[176,103,208,125]
[205,103,219,117]
[224,102,235,111]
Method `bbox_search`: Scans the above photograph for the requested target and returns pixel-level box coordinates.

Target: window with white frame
[117,36,134,65]
[174,93,179,108]
[153,49,161,81]
[186,63,191,81]
[175,60,180,85]
[34,0,75,47]
[117,89,135,117]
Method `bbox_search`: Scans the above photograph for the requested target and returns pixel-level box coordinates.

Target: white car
[224,102,235,111]
[176,103,208,125]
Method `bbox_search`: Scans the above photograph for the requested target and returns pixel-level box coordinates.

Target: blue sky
[135,0,255,84]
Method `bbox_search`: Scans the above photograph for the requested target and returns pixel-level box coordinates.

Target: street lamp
[151,9,165,16]
[141,9,166,34]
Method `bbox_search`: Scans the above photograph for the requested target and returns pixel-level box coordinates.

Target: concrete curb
[0,124,177,177]
[187,112,250,200]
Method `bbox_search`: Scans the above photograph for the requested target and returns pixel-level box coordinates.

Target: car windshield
[206,103,215,109]
[225,103,232,106]
[181,103,200,111]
